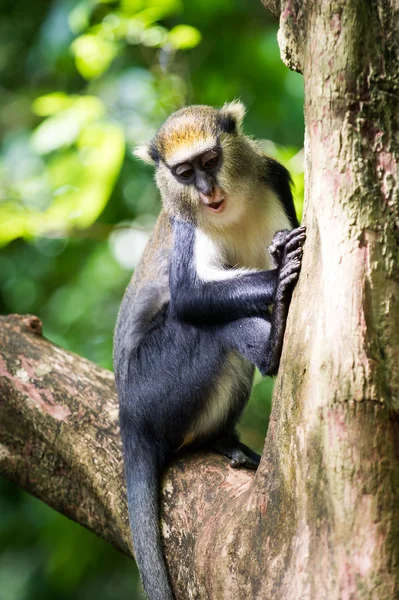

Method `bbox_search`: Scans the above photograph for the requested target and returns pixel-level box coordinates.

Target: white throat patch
[195,189,292,282]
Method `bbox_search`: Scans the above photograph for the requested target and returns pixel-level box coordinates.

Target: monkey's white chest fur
[194,190,291,282]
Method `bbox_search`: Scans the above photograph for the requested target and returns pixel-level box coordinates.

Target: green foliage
[0,478,145,600]
[0,0,304,597]
[168,24,202,49]
[71,34,119,78]
[1,97,125,244]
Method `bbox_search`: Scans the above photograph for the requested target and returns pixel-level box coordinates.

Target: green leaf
[141,25,168,47]
[121,0,182,21]
[71,34,119,79]
[32,93,75,117]
[31,96,105,154]
[68,1,93,34]
[44,122,125,230]
[167,25,202,49]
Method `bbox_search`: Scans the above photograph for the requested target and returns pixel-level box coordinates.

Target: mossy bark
[1,1,399,598]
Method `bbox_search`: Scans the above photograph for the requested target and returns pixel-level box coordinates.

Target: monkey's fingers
[237,441,262,463]
[280,257,301,280]
[284,226,306,244]
[284,230,306,254]
[285,246,303,263]
[270,227,306,267]
[270,229,291,249]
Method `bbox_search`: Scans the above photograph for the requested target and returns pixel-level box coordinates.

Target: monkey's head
[134,101,260,229]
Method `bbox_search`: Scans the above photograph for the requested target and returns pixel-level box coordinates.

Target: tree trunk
[1,1,399,598]
[262,0,399,597]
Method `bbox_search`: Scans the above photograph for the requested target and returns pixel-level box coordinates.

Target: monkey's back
[130,210,172,301]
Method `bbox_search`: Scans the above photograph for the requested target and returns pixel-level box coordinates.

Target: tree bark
[260,0,399,598]
[1,1,399,599]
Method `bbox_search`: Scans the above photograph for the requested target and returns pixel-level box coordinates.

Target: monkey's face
[135,102,254,228]
[156,145,225,221]
[155,142,252,229]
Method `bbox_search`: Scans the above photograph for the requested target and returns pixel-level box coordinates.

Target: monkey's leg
[217,317,270,365]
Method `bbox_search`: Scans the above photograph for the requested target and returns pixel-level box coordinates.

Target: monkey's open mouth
[206,199,226,214]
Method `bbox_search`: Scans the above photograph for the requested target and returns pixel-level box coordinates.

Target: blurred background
[0,0,304,598]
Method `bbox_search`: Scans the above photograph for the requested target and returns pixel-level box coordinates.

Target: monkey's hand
[269,226,306,269]
[270,226,306,302]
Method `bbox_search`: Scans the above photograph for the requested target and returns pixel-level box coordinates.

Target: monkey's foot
[229,448,261,469]
[209,439,261,470]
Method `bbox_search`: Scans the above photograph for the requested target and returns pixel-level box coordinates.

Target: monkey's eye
[175,164,194,180]
[201,152,219,170]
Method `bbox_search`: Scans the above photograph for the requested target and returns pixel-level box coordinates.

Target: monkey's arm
[212,228,306,375]
[169,219,279,324]
[261,227,306,374]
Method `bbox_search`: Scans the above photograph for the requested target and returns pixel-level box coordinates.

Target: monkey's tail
[123,435,175,600]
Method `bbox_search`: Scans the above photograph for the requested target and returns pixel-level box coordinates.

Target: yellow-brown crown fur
[134,101,246,166]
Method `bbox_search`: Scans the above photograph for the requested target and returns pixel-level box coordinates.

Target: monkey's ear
[220,100,246,133]
[133,144,157,165]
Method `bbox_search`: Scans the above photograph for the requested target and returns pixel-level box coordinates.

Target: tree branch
[0,313,256,597]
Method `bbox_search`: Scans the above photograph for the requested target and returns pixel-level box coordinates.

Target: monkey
[113,101,306,600]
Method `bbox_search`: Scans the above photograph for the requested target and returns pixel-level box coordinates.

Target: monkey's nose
[196,171,215,197]
[199,188,222,205]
